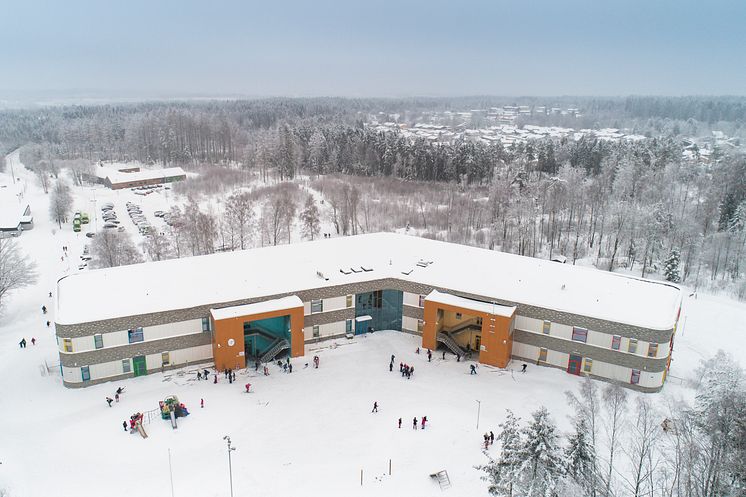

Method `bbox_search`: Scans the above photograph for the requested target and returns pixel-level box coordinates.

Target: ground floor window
[583,358,593,373]
[418,294,426,307]
[122,359,131,373]
[455,312,462,320]
[312,325,320,338]
[161,352,170,366]
[417,319,424,333]
[538,348,548,362]
[81,366,90,381]
[631,369,641,385]
[345,320,353,334]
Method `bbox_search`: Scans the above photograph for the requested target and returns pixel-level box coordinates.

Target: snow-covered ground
[1,151,745,496]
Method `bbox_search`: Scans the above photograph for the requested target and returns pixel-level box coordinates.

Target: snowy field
[1,151,745,496]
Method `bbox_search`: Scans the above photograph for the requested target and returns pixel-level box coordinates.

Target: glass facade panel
[354,289,403,334]
[128,328,144,343]
[94,334,103,349]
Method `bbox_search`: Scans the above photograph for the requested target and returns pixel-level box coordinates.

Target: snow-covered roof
[210,296,303,321]
[0,189,28,230]
[100,167,186,185]
[56,233,682,330]
[425,290,516,317]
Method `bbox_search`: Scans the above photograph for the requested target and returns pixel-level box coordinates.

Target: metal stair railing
[436,332,466,356]
[259,338,290,363]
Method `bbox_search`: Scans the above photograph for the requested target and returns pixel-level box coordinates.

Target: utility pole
[223,435,236,497]
[476,399,481,430]
[168,448,175,497]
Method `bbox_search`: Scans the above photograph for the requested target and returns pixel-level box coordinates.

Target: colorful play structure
[159,395,190,429]
[129,412,147,438]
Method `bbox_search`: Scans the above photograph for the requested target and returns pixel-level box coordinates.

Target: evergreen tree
[478,409,523,496]
[516,407,563,497]
[663,248,681,283]
[564,418,596,496]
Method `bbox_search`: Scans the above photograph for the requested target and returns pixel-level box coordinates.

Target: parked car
[85,232,95,238]
[80,254,92,261]
[117,226,126,232]
[103,222,118,229]
[154,210,165,217]
[101,202,114,209]
[78,263,87,270]
[80,213,90,224]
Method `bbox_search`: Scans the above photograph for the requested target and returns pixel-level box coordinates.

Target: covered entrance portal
[421,290,516,368]
[210,296,305,371]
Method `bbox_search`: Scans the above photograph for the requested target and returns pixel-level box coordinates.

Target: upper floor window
[311,299,323,314]
[346,295,353,308]
[94,334,103,349]
[63,338,73,352]
[611,335,621,350]
[628,338,638,354]
[418,295,426,307]
[128,327,144,344]
[542,320,551,335]
[647,343,658,357]
[571,327,588,343]
[202,317,211,332]
[455,313,462,320]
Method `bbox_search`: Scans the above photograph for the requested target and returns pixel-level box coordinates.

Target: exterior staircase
[259,337,290,363]
[436,332,466,356]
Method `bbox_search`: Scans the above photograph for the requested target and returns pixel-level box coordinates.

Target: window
[345,320,353,333]
[647,343,658,357]
[346,295,353,308]
[94,334,103,349]
[63,338,73,352]
[161,352,170,366]
[311,299,323,314]
[122,359,131,373]
[542,320,551,335]
[538,348,548,362]
[202,317,211,332]
[628,338,638,354]
[418,294,426,307]
[455,313,462,320]
[81,366,90,381]
[128,328,144,343]
[312,325,320,338]
[631,369,641,385]
[611,335,621,350]
[583,358,593,373]
[571,327,588,343]
[417,319,424,333]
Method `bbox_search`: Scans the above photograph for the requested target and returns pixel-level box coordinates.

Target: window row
[309,296,355,315]
[536,348,642,385]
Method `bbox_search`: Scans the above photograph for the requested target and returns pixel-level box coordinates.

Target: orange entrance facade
[210,297,305,371]
[421,292,515,368]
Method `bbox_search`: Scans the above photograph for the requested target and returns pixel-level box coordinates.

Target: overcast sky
[1,0,744,98]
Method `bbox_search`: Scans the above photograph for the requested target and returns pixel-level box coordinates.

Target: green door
[133,356,147,377]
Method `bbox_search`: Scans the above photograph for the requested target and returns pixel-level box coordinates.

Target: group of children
[105,387,125,407]
[397,416,427,430]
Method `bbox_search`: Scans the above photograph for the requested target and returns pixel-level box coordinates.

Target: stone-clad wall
[60,332,211,367]
[512,329,668,372]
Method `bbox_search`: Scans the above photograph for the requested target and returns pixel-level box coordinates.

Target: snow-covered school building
[54,233,683,392]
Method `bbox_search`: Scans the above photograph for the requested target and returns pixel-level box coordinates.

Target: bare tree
[91,231,143,268]
[602,383,628,496]
[142,231,173,261]
[621,398,661,497]
[224,192,255,250]
[49,179,73,228]
[0,238,37,310]
[300,195,321,241]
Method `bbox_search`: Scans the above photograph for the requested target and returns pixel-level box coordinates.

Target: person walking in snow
[197,371,202,380]
[123,420,128,432]
[288,363,293,373]
[398,418,402,429]
[49,291,52,298]
[201,398,204,408]
[31,337,36,346]
[416,347,420,354]
[427,349,432,362]
[521,363,527,373]
[399,362,403,372]
[470,364,477,375]
[413,417,418,430]
[372,402,378,413]
[442,350,446,360]
[106,397,113,407]
[115,393,120,403]
[391,354,395,364]
[264,366,269,376]
[213,374,217,384]
[421,416,427,430]
[457,354,460,362]
[203,368,210,378]
[489,431,494,445]
[41,305,47,314]
[245,383,251,393]
[389,362,393,372]
[46,321,50,327]
[19,338,26,348]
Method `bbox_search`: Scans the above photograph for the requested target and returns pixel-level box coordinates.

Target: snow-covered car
[78,263,87,270]
[154,211,165,217]
[85,232,95,238]
[103,222,118,229]
[80,254,92,261]
[117,226,125,232]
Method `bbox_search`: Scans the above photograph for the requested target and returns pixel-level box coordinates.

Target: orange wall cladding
[211,306,305,371]
[421,301,514,368]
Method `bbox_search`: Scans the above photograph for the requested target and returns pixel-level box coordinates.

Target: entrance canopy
[211,295,303,321]
[355,315,373,322]
[425,290,516,318]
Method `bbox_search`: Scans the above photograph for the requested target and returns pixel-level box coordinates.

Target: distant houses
[0,190,33,237]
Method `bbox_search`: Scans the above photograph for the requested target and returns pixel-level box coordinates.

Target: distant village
[366,105,742,163]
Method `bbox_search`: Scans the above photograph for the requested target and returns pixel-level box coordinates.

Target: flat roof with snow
[210,296,303,321]
[98,166,186,185]
[56,233,682,330]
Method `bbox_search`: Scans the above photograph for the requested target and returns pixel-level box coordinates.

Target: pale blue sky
[0,0,744,97]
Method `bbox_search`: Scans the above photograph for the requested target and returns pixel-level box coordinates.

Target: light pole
[476,399,481,430]
[223,435,236,497]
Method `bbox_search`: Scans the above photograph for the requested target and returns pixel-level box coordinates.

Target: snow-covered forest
[1,96,745,300]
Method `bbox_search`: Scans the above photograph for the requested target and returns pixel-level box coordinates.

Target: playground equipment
[159,395,190,429]
[128,413,147,438]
